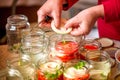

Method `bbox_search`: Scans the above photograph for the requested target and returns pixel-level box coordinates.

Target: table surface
[0,39,120,80]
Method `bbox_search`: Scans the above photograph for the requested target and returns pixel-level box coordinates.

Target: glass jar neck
[7,14,28,25]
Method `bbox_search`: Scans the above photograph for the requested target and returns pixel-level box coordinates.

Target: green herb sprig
[74,61,86,69]
[44,65,63,80]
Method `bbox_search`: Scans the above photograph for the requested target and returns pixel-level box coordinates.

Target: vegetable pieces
[51,19,72,34]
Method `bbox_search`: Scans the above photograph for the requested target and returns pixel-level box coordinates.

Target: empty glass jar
[6,14,30,53]
[21,27,49,65]
[6,67,23,80]
[6,54,37,80]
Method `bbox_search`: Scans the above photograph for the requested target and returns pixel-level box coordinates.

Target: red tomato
[55,41,79,62]
[37,70,46,80]
[118,56,120,61]
[58,74,64,80]
[84,44,99,50]
[79,53,86,60]
[57,53,77,62]
[37,69,63,80]
[55,41,79,54]
[80,73,90,80]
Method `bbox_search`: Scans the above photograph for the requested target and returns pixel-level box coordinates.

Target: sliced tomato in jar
[84,44,99,50]
[55,41,79,54]
[57,52,77,62]
[79,73,90,80]
[117,56,120,61]
[37,70,46,80]
[55,41,79,62]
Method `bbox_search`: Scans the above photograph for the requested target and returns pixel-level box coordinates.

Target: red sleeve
[103,0,120,22]
[63,0,78,10]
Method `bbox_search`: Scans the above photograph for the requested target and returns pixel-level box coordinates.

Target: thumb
[64,20,73,29]
[71,22,90,36]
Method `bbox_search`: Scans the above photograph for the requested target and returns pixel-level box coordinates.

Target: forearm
[83,4,104,20]
[92,4,104,19]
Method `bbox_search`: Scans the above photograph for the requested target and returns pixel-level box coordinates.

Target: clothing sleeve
[63,0,78,10]
[103,0,120,22]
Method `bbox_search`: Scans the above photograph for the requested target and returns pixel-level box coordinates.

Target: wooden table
[0,45,20,79]
[0,39,120,80]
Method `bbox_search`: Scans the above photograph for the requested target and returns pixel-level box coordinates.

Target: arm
[64,4,104,36]
[102,0,120,22]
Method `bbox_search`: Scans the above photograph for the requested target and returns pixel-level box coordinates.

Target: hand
[64,5,104,36]
[37,0,64,28]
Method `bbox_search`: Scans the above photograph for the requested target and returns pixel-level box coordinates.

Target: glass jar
[63,60,90,80]
[79,39,102,60]
[6,14,30,53]
[6,67,23,80]
[86,50,111,80]
[114,49,120,80]
[21,28,49,65]
[37,60,63,80]
[48,34,84,63]
[6,54,37,80]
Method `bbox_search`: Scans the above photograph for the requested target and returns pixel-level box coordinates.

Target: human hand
[64,5,104,36]
[37,0,64,28]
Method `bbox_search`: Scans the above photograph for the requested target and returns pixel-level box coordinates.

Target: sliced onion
[64,67,87,79]
[40,62,61,73]
[51,20,72,34]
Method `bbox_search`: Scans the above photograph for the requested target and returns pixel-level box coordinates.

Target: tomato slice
[84,44,99,50]
[118,56,120,61]
[37,70,46,80]
[79,73,90,80]
[55,41,79,62]
[55,41,79,54]
[57,53,77,62]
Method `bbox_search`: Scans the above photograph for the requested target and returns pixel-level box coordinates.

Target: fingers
[52,12,61,28]
[65,20,90,36]
[71,22,90,36]
[37,8,52,27]
[37,9,46,23]
[37,8,61,28]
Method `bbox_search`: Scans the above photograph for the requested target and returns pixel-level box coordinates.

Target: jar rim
[7,14,28,24]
